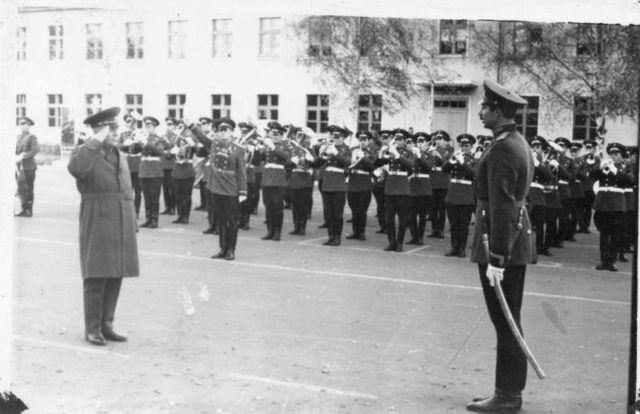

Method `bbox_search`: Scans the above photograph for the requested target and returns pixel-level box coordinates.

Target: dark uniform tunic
[379,147,414,250]
[260,140,292,239]
[429,146,452,237]
[171,136,196,222]
[443,153,476,256]
[138,133,165,225]
[567,157,588,240]
[470,123,535,396]
[118,129,142,216]
[555,155,575,244]
[161,130,177,212]
[579,154,600,232]
[528,158,552,254]
[320,143,351,243]
[288,145,316,234]
[15,131,39,214]
[346,146,376,239]
[407,150,433,244]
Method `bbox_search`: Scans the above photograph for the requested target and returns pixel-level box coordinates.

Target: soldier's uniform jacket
[171,136,196,180]
[622,162,637,211]
[118,130,142,173]
[429,146,452,189]
[260,140,292,188]
[67,139,139,279]
[322,143,351,192]
[580,154,600,193]
[138,133,165,178]
[470,124,536,267]
[569,157,588,199]
[379,146,414,196]
[245,144,262,184]
[443,153,476,205]
[16,131,39,171]
[409,150,433,197]
[347,146,376,193]
[160,130,177,170]
[590,164,633,212]
[556,155,575,201]
[542,161,562,209]
[527,158,552,207]
[288,145,316,190]
[189,126,247,197]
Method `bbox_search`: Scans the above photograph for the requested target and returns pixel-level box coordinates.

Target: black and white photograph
[1,0,639,412]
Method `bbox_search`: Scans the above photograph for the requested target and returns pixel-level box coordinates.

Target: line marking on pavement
[297,236,328,245]
[15,236,632,306]
[405,245,430,254]
[13,334,131,359]
[447,310,487,369]
[229,373,379,400]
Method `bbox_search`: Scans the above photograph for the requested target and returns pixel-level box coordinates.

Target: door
[432,97,468,141]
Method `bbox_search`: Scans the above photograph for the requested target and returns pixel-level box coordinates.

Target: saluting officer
[189,118,247,260]
[468,80,535,413]
[528,136,553,256]
[15,116,39,217]
[590,143,634,271]
[578,139,599,233]
[407,132,433,246]
[138,116,165,228]
[260,122,292,241]
[346,130,376,241]
[378,128,415,252]
[428,130,453,239]
[118,113,143,218]
[566,141,588,241]
[443,134,477,258]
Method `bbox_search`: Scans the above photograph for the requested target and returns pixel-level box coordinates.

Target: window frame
[210,94,232,120]
[48,25,63,60]
[17,27,27,61]
[168,20,187,59]
[257,94,279,120]
[125,94,144,128]
[85,93,103,117]
[259,17,281,57]
[306,94,330,133]
[47,94,63,127]
[212,19,232,58]
[514,96,540,140]
[126,22,144,59]
[85,23,103,60]
[572,96,599,141]
[16,94,26,125]
[357,94,383,132]
[167,94,186,119]
[438,19,468,55]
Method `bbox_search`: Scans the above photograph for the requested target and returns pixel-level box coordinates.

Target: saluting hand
[486,264,505,287]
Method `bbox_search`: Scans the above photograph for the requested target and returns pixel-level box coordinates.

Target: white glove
[305,152,314,161]
[549,159,559,168]
[169,147,180,155]
[486,264,504,287]
[609,165,618,175]
[389,147,400,158]
[327,146,338,156]
[533,156,540,167]
[263,138,275,150]
[239,195,247,203]
[248,144,256,152]
[185,136,196,147]
[291,156,300,165]
[456,154,464,164]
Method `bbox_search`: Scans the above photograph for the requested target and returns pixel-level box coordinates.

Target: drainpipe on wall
[497,21,504,83]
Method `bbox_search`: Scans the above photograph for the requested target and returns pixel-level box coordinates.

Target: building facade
[6,2,637,147]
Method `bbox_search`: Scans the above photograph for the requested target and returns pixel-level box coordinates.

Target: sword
[481,211,546,380]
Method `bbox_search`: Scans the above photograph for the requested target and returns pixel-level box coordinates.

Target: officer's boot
[261,215,273,240]
[172,203,183,224]
[212,226,227,258]
[101,279,127,341]
[384,224,397,251]
[289,218,300,235]
[272,212,283,241]
[84,280,106,346]
[140,209,151,228]
[322,222,334,245]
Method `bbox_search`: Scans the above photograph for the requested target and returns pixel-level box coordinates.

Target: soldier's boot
[149,211,158,228]
[172,204,183,223]
[466,389,522,413]
[298,220,307,236]
[139,210,152,228]
[329,221,342,246]
[212,227,227,258]
[322,223,335,245]
[101,279,126,342]
[384,225,397,251]
[289,218,301,235]
[445,232,458,256]
[84,280,106,346]
[395,226,406,252]
[457,232,468,258]
[225,226,237,261]
[261,216,274,240]
[272,213,283,241]
[24,201,33,217]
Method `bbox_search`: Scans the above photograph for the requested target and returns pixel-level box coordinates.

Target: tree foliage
[470,21,640,122]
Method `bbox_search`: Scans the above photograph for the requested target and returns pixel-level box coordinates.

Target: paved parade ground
[9,162,634,413]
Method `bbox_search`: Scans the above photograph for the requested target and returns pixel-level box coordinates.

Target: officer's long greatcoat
[68,139,140,279]
[470,124,536,266]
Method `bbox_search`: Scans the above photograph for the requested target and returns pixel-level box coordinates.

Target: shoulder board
[495,132,509,142]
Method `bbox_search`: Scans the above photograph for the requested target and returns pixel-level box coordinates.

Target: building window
[308,28,332,57]
[86,24,103,60]
[504,22,542,56]
[126,22,144,59]
[212,19,232,58]
[573,96,599,141]
[211,94,231,119]
[17,27,27,61]
[167,94,186,119]
[357,94,382,132]
[576,24,602,57]
[85,94,102,117]
[439,20,467,55]
[168,20,187,59]
[48,94,63,127]
[259,17,281,57]
[514,96,539,139]
[16,94,26,125]
[125,94,143,127]
[257,94,278,120]
[306,95,329,133]
[49,25,63,60]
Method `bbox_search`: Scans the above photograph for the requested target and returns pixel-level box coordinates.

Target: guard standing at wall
[138,116,165,228]
[67,107,139,346]
[468,79,535,413]
[15,116,39,217]
[407,132,433,246]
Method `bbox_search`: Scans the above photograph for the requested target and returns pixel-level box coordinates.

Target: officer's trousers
[252,172,263,213]
[291,187,313,230]
[372,186,386,230]
[262,186,286,236]
[580,191,595,232]
[385,194,410,247]
[140,177,162,221]
[594,210,624,265]
[84,278,123,335]
[213,194,239,252]
[431,188,448,234]
[567,197,583,239]
[162,169,175,211]
[174,176,195,220]
[324,191,346,239]
[408,195,431,241]
[446,204,474,251]
[478,264,527,394]
[347,190,372,236]
[556,198,571,242]
[530,205,546,252]
[20,169,36,212]
[130,172,141,217]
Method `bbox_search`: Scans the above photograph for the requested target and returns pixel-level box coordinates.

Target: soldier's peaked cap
[481,79,527,107]
[214,117,236,129]
[143,116,160,127]
[456,133,476,145]
[569,141,583,149]
[199,117,213,125]
[357,130,372,139]
[84,107,120,128]
[554,137,571,148]
[607,142,625,154]
[413,132,430,140]
[432,130,451,141]
[392,128,410,138]
[18,116,35,126]
[528,135,548,150]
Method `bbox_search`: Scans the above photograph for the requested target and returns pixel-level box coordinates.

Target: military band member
[566,141,588,241]
[372,130,392,233]
[319,125,352,246]
[260,122,292,241]
[443,134,477,258]
[528,136,553,256]
[238,121,259,230]
[68,107,139,346]
[160,117,177,215]
[552,137,576,246]
[346,130,376,241]
[428,130,452,239]
[138,116,165,228]
[468,80,534,413]
[407,132,433,246]
[620,146,638,260]
[170,120,197,224]
[118,113,142,218]
[194,117,213,212]
[578,139,599,233]
[590,143,633,271]
[15,116,39,217]
[378,128,414,252]
[288,129,316,236]
[542,141,562,252]
[197,117,218,235]
[189,118,247,260]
